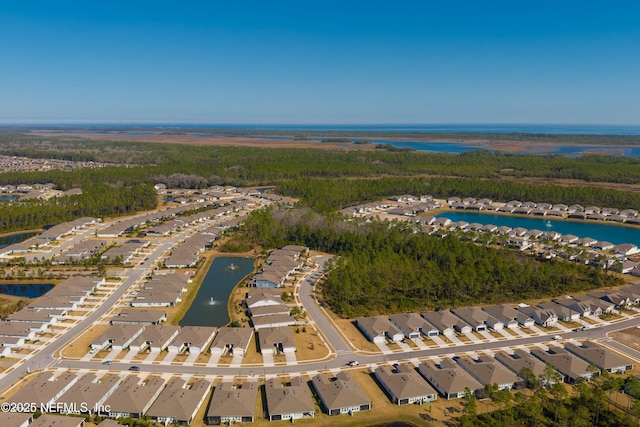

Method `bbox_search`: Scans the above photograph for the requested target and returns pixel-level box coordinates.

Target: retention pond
[179,256,254,327]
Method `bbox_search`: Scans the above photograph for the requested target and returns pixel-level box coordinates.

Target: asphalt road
[0,229,187,392]
[3,208,640,392]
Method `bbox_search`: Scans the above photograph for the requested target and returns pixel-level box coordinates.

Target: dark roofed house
[389,312,433,339]
[374,364,437,405]
[355,316,403,343]
[206,381,259,425]
[456,356,520,391]
[451,307,502,331]
[311,371,371,416]
[418,359,483,400]
[482,305,534,329]
[565,341,634,374]
[495,349,548,384]
[265,377,315,421]
[147,378,211,425]
[530,347,594,384]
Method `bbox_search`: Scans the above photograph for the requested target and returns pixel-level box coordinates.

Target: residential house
[264,377,315,421]
[389,312,434,339]
[495,349,549,385]
[530,347,594,384]
[482,305,534,329]
[355,316,403,343]
[451,307,502,331]
[417,359,483,400]
[257,327,296,355]
[147,378,211,425]
[374,364,437,405]
[206,381,259,425]
[456,356,520,391]
[311,371,372,416]
[167,326,216,354]
[210,327,253,356]
[105,376,166,419]
[565,341,634,374]
[516,306,558,327]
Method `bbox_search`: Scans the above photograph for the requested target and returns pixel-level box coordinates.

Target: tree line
[240,208,621,317]
[0,184,157,234]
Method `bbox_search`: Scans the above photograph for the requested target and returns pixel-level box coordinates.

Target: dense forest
[0,184,157,233]
[2,131,640,186]
[240,208,621,316]
[278,176,640,212]
[458,371,640,427]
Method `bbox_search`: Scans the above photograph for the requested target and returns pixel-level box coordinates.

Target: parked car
[348,360,359,366]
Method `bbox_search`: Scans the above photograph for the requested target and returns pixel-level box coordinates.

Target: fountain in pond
[226,262,238,271]
[208,297,217,306]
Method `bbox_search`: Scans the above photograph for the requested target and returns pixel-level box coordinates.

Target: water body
[0,195,19,201]
[435,211,640,247]
[0,283,53,298]
[179,257,254,327]
[0,232,38,249]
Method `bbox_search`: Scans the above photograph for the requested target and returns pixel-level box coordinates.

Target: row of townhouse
[90,323,216,355]
[428,216,639,254]
[249,245,308,288]
[208,371,370,424]
[446,197,640,223]
[357,286,640,342]
[3,341,630,425]
[129,271,191,307]
[419,340,634,401]
[0,217,101,257]
[100,239,150,264]
[424,217,640,275]
[145,201,249,237]
[244,288,296,330]
[163,227,218,268]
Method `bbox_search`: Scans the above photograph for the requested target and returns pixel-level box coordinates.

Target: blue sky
[1,1,639,124]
